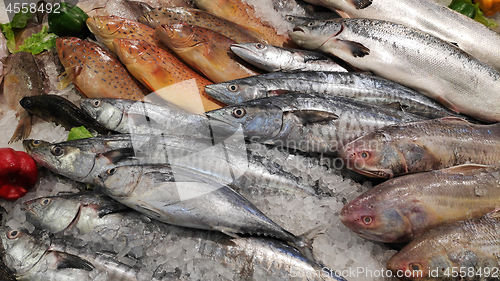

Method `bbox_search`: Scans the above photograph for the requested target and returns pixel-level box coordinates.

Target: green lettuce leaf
[67,126,94,141]
[17,26,58,54]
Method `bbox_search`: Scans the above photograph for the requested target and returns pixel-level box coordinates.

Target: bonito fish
[56,37,148,100]
[3,52,44,143]
[340,164,500,243]
[340,117,500,179]
[206,92,425,154]
[204,71,459,119]
[301,0,500,71]
[386,209,500,280]
[290,18,500,123]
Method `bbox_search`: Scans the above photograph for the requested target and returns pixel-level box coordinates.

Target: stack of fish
[2,0,500,280]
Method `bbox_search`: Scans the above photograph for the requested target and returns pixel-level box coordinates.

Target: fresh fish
[77,0,145,21]
[3,52,44,143]
[231,43,348,73]
[20,95,109,135]
[193,0,295,47]
[94,164,308,248]
[139,7,267,44]
[204,71,459,119]
[340,164,500,243]
[302,0,500,72]
[56,37,148,100]
[0,227,94,281]
[23,193,344,281]
[290,18,500,123]
[0,32,9,85]
[0,207,17,281]
[86,15,174,54]
[340,117,500,179]
[206,92,425,154]
[155,23,262,83]
[386,208,500,280]
[111,38,223,114]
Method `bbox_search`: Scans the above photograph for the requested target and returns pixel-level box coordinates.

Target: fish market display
[111,38,223,113]
[156,23,262,83]
[386,209,500,280]
[3,52,44,143]
[56,37,148,100]
[204,71,458,119]
[20,95,109,135]
[340,164,500,243]
[290,18,500,122]
[341,117,500,179]
[139,7,267,43]
[231,43,348,72]
[207,92,425,153]
[302,0,500,71]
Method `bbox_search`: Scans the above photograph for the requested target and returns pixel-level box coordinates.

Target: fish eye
[51,146,64,156]
[409,263,422,272]
[307,21,315,27]
[232,108,246,118]
[107,168,117,175]
[360,151,370,159]
[93,100,101,107]
[228,84,239,92]
[33,140,42,145]
[255,43,265,49]
[41,198,52,206]
[285,15,294,22]
[362,216,373,225]
[7,230,20,239]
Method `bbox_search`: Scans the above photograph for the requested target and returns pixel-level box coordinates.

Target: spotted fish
[56,37,148,100]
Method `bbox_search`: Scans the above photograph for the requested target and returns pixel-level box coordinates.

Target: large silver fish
[205,71,459,119]
[301,0,500,71]
[206,92,425,154]
[290,18,500,123]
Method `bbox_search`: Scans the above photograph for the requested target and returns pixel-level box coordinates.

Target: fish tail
[9,112,33,144]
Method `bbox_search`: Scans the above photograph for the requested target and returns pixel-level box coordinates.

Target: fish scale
[56,37,148,100]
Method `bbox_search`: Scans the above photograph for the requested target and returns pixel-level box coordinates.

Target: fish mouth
[230,44,258,57]
[292,26,309,34]
[351,167,393,179]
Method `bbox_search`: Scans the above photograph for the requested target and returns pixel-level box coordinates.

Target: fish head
[340,132,406,179]
[340,188,409,243]
[204,79,268,104]
[95,165,142,198]
[56,37,85,64]
[230,43,279,70]
[155,22,197,51]
[80,99,125,131]
[0,227,49,274]
[112,38,148,65]
[23,139,50,153]
[86,16,124,38]
[19,97,41,116]
[205,103,284,140]
[23,195,81,233]
[290,19,343,50]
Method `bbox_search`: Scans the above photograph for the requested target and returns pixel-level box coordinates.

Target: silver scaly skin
[230,43,348,73]
[301,0,500,72]
[206,92,424,154]
[205,71,460,119]
[290,18,500,123]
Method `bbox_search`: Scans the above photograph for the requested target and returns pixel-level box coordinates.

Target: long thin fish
[340,117,500,179]
[206,92,425,154]
[204,71,459,119]
[290,18,500,123]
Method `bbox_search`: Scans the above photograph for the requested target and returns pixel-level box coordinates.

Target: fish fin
[350,0,372,9]
[486,208,500,219]
[95,200,130,218]
[58,67,81,90]
[434,96,460,113]
[53,252,95,271]
[441,164,494,174]
[100,148,136,164]
[9,112,32,144]
[215,227,241,239]
[339,40,370,58]
[448,41,459,48]
[386,102,403,110]
[294,224,331,263]
[438,116,469,124]
[289,110,338,125]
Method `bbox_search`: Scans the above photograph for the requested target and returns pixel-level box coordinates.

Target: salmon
[156,23,261,84]
[86,15,174,54]
[56,37,148,100]
[139,7,267,44]
[112,38,224,113]
[194,0,295,47]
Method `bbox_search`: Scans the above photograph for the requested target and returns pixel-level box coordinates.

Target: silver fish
[302,0,500,71]
[290,18,500,123]
[205,71,459,119]
[0,227,94,281]
[94,164,307,247]
[231,43,348,72]
[23,193,344,281]
[206,92,425,154]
